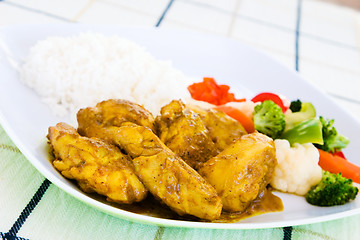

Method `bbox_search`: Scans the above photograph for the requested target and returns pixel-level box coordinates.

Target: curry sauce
[89,187,283,223]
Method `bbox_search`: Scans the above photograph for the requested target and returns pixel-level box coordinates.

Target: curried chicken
[155,100,218,169]
[188,104,247,151]
[47,99,283,221]
[77,119,223,220]
[47,122,147,204]
[198,132,277,212]
[77,99,155,140]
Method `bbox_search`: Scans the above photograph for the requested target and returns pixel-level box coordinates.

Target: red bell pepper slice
[251,92,288,113]
[333,150,346,159]
[188,77,246,105]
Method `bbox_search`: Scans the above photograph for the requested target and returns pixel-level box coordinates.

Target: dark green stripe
[181,0,357,51]
[154,226,165,240]
[155,0,175,27]
[295,0,302,71]
[7,179,51,237]
[0,144,21,153]
[283,226,293,240]
[283,1,302,239]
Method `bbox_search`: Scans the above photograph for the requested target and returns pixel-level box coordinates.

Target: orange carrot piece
[214,105,255,133]
[318,149,360,184]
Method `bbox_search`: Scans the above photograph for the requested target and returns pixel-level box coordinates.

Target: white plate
[1,23,360,229]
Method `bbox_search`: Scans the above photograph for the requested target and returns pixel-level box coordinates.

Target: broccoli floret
[315,116,349,153]
[253,100,285,139]
[305,171,358,206]
[289,99,302,112]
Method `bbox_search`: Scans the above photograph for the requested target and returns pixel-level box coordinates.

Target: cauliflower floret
[271,139,322,195]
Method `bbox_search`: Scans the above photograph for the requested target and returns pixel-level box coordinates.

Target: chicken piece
[188,104,247,151]
[77,99,155,140]
[79,122,222,220]
[155,100,218,169]
[198,132,277,212]
[47,122,147,204]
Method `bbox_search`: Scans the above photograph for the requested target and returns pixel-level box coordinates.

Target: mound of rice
[20,33,193,117]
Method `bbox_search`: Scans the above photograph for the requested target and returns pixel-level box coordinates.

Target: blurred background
[1,0,359,120]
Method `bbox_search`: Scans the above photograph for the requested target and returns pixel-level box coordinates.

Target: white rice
[20,33,194,117]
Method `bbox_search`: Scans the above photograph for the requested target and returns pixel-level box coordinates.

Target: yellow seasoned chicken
[47,122,147,204]
[155,100,218,169]
[198,132,277,212]
[77,99,155,140]
[188,104,247,151]
[77,121,222,220]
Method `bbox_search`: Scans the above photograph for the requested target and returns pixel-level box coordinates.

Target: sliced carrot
[318,149,360,184]
[214,105,255,133]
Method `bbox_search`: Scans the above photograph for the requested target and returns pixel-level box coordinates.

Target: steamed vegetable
[284,102,316,131]
[305,171,358,206]
[187,77,245,105]
[333,150,346,158]
[289,99,302,112]
[214,105,255,133]
[253,100,285,139]
[281,118,323,145]
[186,78,359,208]
[318,149,360,184]
[251,92,288,113]
[271,139,323,196]
[315,116,349,153]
